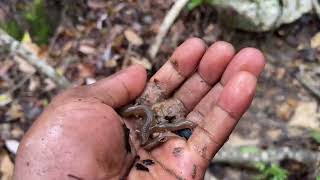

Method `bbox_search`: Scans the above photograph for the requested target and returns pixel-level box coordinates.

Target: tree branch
[0,29,70,89]
[148,0,189,60]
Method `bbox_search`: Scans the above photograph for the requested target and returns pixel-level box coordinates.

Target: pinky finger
[187,71,257,166]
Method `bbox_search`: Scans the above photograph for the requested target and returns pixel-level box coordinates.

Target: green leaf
[21,32,32,43]
[0,20,23,40]
[316,176,320,180]
[240,146,260,154]
[254,163,288,180]
[0,93,12,107]
[310,130,320,144]
[187,0,204,10]
[23,0,53,45]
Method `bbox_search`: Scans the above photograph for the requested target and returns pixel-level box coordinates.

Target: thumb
[86,65,147,108]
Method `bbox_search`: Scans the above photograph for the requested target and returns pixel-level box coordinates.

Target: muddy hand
[14,38,265,180]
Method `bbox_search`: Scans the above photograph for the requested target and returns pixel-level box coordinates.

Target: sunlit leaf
[310,130,320,144]
[240,146,260,154]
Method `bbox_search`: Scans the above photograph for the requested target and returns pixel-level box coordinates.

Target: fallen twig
[296,74,320,100]
[0,29,71,89]
[214,146,320,165]
[148,0,189,60]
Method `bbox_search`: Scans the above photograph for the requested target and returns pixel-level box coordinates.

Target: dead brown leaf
[289,101,320,129]
[14,56,36,74]
[0,149,13,180]
[311,32,320,49]
[6,102,23,120]
[78,44,96,55]
[87,0,108,9]
[124,29,143,46]
[130,56,152,70]
[77,63,95,78]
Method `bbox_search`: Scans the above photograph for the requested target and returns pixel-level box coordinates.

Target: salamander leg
[150,119,197,133]
[143,132,177,151]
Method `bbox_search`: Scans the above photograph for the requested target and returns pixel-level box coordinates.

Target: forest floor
[0,0,319,179]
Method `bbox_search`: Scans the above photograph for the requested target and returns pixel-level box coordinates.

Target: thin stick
[296,74,320,100]
[0,29,70,89]
[148,0,189,60]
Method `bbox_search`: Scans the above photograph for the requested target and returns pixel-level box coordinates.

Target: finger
[187,48,265,124]
[86,65,147,108]
[137,38,207,105]
[174,41,235,111]
[188,71,257,163]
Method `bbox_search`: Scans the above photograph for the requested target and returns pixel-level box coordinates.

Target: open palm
[14,38,265,180]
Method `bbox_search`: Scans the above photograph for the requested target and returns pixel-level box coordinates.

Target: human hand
[14,38,265,180]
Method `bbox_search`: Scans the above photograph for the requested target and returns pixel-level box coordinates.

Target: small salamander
[121,105,155,145]
[121,105,196,150]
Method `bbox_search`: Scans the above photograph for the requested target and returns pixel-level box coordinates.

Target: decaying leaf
[14,56,36,74]
[0,60,13,77]
[6,102,23,121]
[44,79,56,91]
[78,44,96,55]
[289,101,320,129]
[311,32,320,48]
[87,0,108,9]
[130,56,152,70]
[0,149,14,180]
[124,29,143,46]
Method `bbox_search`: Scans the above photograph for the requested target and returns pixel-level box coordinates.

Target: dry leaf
[130,57,152,70]
[124,29,143,46]
[6,102,23,120]
[44,79,56,91]
[14,56,36,74]
[105,55,120,68]
[289,101,320,129]
[0,60,13,77]
[311,32,320,48]
[0,149,14,180]
[77,64,95,78]
[11,127,24,139]
[276,100,296,121]
[105,59,117,68]
[87,0,107,9]
[28,77,40,92]
[79,44,96,55]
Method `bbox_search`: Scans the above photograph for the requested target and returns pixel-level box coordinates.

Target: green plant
[23,0,53,45]
[310,129,320,144]
[0,20,23,40]
[187,0,205,10]
[240,146,260,153]
[254,163,289,180]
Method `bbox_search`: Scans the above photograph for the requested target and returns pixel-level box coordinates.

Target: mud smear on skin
[172,147,184,157]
